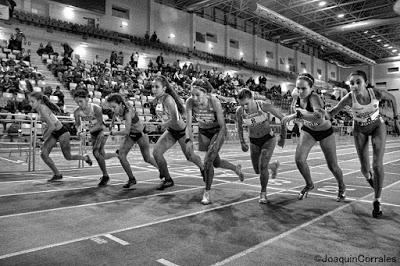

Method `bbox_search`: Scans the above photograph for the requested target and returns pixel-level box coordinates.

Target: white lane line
[103,234,130,246]
[156,258,180,266]
[0,157,25,164]
[211,179,400,266]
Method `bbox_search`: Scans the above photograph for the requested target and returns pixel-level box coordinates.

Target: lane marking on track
[211,178,400,266]
[156,258,180,266]
[0,159,398,260]
[0,157,25,164]
[103,234,130,246]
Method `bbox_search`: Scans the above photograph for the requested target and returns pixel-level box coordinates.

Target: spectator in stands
[43,42,55,55]
[148,59,154,69]
[43,86,53,98]
[150,31,158,42]
[110,51,117,67]
[117,51,124,66]
[53,86,64,108]
[1,74,14,92]
[62,43,73,58]
[130,52,139,69]
[36,43,45,56]
[93,55,100,65]
[7,0,16,18]
[8,34,18,50]
[156,53,164,70]
[5,92,18,113]
[14,28,26,51]
[62,54,72,67]
[144,31,150,42]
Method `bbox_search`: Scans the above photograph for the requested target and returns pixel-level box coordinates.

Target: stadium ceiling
[166,0,400,65]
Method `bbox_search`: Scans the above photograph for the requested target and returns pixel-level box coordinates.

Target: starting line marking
[103,234,130,246]
[157,258,180,266]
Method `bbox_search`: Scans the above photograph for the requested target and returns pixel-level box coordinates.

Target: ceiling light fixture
[377,39,382,42]
[363,30,369,34]
[319,1,327,7]
[392,49,398,52]
[371,35,376,38]
[388,46,393,49]
[384,44,389,47]
[337,14,345,18]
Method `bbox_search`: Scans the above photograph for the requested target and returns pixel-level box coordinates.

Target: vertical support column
[294,49,298,74]
[224,24,228,58]
[311,55,315,78]
[369,65,375,86]
[147,0,154,34]
[252,34,257,65]
[189,13,195,50]
[275,42,279,70]
[325,60,329,82]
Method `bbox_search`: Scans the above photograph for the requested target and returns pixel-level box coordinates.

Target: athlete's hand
[281,115,294,125]
[241,142,249,152]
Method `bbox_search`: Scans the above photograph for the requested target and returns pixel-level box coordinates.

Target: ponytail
[155,75,185,115]
[29,91,61,115]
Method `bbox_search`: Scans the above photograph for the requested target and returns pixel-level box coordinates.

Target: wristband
[185,138,192,143]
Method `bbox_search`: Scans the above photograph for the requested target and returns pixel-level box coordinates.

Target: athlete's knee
[40,151,49,160]
[213,158,221,168]
[93,149,101,158]
[152,147,163,160]
[327,162,340,174]
[142,154,152,164]
[295,154,306,166]
[372,161,383,174]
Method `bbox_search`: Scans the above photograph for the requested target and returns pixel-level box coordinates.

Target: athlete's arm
[112,109,132,136]
[40,105,56,140]
[296,94,325,124]
[260,101,284,120]
[90,105,105,134]
[235,107,246,145]
[185,98,194,141]
[212,95,226,133]
[327,93,352,119]
[373,88,398,118]
[162,95,179,129]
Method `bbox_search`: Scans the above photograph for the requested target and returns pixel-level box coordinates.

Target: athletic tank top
[38,105,62,129]
[193,96,219,129]
[296,92,321,128]
[155,94,181,122]
[351,88,380,125]
[121,105,143,133]
[78,103,102,131]
[242,100,269,127]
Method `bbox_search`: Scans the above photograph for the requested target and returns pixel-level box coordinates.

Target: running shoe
[98,175,110,187]
[201,190,211,205]
[48,174,63,182]
[84,154,93,166]
[270,160,280,179]
[372,200,382,218]
[336,184,346,202]
[123,178,137,189]
[157,178,174,190]
[259,192,268,204]
[298,184,315,200]
[236,164,244,182]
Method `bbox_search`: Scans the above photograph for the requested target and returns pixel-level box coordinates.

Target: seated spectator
[8,34,18,50]
[43,86,53,98]
[36,43,45,56]
[43,42,54,55]
[62,42,74,58]
[144,31,150,42]
[62,54,72,67]
[53,86,64,108]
